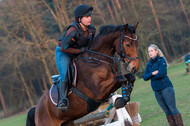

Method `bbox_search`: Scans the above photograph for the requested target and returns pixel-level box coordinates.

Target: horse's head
[115,23,139,74]
[89,23,139,73]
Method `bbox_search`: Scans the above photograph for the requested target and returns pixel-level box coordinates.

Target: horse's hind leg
[26,107,36,126]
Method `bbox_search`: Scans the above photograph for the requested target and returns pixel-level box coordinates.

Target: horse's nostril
[131,67,136,74]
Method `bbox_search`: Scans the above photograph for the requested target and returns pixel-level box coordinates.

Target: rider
[55,4,96,110]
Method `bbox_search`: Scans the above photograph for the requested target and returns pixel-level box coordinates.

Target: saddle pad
[49,62,78,105]
[49,84,59,106]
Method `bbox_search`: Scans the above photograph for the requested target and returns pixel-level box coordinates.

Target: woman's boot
[173,113,183,126]
[167,115,176,126]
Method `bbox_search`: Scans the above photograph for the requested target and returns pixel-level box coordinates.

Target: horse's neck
[76,33,121,100]
[90,33,119,56]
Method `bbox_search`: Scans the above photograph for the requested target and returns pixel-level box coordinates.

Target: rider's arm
[61,47,80,54]
[60,27,81,54]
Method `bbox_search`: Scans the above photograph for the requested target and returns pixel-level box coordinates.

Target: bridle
[120,25,139,66]
[79,25,139,74]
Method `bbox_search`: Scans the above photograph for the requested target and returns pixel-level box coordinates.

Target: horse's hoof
[114,97,127,109]
[124,96,130,102]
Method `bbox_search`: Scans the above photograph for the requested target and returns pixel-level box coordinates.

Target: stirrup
[51,75,60,85]
[58,98,69,111]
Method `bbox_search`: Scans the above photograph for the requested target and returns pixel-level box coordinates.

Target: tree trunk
[111,0,121,24]
[107,1,117,25]
[130,0,149,66]
[115,0,121,10]
[149,0,169,58]
[15,63,34,106]
[0,89,8,117]
[94,0,106,25]
[42,75,48,91]
[179,0,190,29]
[61,0,70,26]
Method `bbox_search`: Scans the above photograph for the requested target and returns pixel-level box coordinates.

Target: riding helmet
[74,4,93,20]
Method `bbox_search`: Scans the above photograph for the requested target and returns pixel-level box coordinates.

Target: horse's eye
[126,44,130,47]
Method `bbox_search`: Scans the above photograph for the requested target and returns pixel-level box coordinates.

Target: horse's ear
[134,22,139,30]
[124,24,128,32]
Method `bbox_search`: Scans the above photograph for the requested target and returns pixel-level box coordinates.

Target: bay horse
[34,23,139,126]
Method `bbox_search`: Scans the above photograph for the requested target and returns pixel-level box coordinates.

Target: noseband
[120,25,139,66]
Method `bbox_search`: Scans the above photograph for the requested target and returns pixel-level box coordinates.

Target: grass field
[0,62,189,126]
[130,62,190,126]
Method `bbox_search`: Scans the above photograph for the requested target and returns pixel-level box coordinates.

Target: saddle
[50,63,76,106]
[50,62,102,113]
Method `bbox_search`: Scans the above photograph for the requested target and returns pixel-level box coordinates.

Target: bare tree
[107,1,117,25]
[179,0,190,29]
[0,89,8,117]
[94,0,106,25]
[149,0,169,58]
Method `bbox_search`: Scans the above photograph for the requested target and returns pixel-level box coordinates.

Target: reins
[78,25,139,74]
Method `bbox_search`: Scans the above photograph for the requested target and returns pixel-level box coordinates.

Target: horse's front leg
[114,73,136,109]
[122,73,136,101]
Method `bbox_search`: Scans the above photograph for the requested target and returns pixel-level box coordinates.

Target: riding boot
[167,115,177,126]
[173,113,183,126]
[58,77,69,111]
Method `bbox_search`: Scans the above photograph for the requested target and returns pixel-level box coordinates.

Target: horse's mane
[91,25,122,43]
[99,25,122,35]
[89,24,136,49]
[98,24,136,36]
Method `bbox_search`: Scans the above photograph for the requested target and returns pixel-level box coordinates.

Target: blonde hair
[148,44,168,65]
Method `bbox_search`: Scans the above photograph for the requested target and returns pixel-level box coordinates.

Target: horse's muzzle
[131,67,137,74]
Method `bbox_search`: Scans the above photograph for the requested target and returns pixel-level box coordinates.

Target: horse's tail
[26,107,36,126]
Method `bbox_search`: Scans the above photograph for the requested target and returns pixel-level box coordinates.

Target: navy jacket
[143,55,173,91]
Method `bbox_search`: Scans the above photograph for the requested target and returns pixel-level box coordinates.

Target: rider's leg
[58,74,69,110]
[55,46,71,110]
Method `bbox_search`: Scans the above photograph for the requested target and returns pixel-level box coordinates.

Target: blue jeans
[154,87,180,116]
[55,46,71,82]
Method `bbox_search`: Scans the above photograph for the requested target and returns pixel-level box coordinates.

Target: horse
[34,23,139,126]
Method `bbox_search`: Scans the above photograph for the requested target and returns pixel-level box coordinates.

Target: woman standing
[143,44,183,126]
[55,4,96,111]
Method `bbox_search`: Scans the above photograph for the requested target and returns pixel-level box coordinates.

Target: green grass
[0,62,189,126]
[0,113,27,126]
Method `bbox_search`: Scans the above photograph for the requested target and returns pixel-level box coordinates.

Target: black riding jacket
[59,22,96,50]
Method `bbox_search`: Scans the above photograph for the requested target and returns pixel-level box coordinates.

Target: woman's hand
[152,70,158,75]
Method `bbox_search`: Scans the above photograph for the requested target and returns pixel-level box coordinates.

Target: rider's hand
[79,47,87,53]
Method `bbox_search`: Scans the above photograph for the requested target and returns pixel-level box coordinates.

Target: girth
[72,88,102,113]
[66,61,103,113]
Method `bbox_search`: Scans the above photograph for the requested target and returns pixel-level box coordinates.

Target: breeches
[154,87,180,116]
[55,46,71,82]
